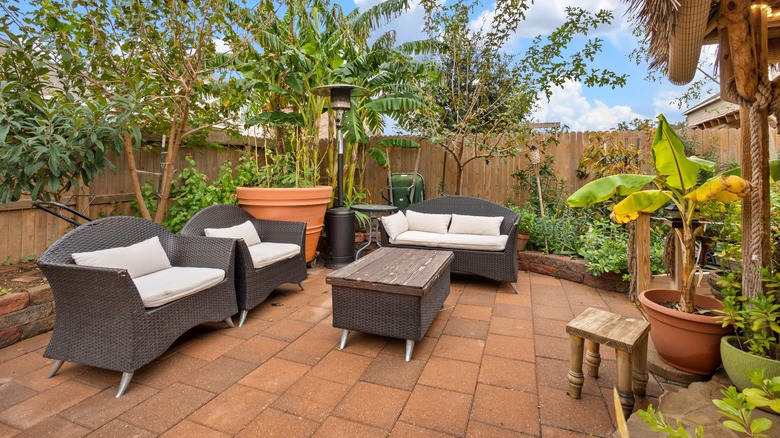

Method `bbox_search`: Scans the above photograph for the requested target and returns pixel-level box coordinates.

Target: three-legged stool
[565,307,650,419]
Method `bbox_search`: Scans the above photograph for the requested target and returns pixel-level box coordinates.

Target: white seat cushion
[72,236,171,279]
[247,242,301,269]
[448,213,504,236]
[405,210,451,233]
[380,211,409,240]
[205,221,261,246]
[133,267,225,308]
[391,231,508,251]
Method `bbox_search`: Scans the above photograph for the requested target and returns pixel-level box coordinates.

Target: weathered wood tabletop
[326,247,454,297]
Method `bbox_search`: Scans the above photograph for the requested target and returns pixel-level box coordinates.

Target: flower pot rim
[639,288,724,324]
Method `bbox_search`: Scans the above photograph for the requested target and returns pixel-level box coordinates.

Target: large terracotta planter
[236,186,333,264]
[721,335,780,392]
[639,288,732,375]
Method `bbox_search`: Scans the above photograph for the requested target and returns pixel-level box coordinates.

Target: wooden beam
[720,27,737,104]
[723,0,758,101]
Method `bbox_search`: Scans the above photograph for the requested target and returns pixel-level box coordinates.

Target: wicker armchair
[379,196,520,293]
[38,216,238,397]
[181,204,308,327]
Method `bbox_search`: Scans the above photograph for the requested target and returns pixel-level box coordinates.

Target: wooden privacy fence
[0,127,770,263]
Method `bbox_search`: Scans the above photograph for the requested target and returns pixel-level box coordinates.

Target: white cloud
[531,80,649,131]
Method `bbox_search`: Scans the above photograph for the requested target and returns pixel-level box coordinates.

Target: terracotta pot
[236,186,333,264]
[639,288,732,375]
[517,233,529,253]
[721,335,780,392]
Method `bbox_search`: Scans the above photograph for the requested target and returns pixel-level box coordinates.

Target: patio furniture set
[35,195,644,411]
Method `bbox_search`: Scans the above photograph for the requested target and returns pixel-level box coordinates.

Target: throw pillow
[72,236,172,278]
[380,211,409,240]
[405,210,451,234]
[204,220,261,246]
[448,213,504,236]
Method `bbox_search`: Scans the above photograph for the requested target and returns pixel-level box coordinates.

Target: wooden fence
[0,127,770,263]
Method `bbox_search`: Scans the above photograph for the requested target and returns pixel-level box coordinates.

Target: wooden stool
[565,307,650,419]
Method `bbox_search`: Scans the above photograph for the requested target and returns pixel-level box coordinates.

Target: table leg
[568,335,584,399]
[585,340,601,378]
[355,212,379,259]
[632,334,649,397]
[616,349,634,420]
[339,329,349,350]
[405,340,415,362]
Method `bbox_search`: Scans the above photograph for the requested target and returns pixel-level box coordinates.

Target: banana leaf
[566,174,656,207]
[611,190,672,224]
[652,114,714,191]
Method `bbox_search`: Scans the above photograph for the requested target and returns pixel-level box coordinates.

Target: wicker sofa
[39,216,238,397]
[379,196,520,293]
[181,204,308,327]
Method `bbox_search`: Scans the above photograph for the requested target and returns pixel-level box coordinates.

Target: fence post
[635,213,651,301]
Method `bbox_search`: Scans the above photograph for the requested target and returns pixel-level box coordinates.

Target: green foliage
[577,122,653,180]
[0,288,13,297]
[743,371,780,414]
[2,258,14,266]
[577,218,667,277]
[0,33,125,204]
[133,156,239,233]
[511,137,569,213]
[638,405,704,437]
[718,269,780,360]
[20,254,37,263]
[714,385,773,437]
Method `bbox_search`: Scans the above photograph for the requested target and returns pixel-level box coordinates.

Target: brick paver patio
[0,268,669,437]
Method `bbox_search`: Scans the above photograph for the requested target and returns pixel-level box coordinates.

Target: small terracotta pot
[517,233,529,253]
[639,288,732,375]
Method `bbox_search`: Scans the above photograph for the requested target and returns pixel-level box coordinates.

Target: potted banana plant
[567,114,750,375]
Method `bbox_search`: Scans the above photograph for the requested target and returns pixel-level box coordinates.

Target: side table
[351,204,399,259]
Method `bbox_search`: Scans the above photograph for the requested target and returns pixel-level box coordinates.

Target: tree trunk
[124,135,151,220]
[678,226,696,313]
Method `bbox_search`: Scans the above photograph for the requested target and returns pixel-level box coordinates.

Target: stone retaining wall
[0,284,55,349]
[518,251,630,293]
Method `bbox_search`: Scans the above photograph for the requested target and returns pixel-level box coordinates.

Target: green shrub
[577,218,667,277]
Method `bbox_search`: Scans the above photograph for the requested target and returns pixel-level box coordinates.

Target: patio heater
[311,84,370,269]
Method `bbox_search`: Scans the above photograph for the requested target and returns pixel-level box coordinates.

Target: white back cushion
[448,213,504,236]
[205,220,261,246]
[405,210,451,234]
[72,236,171,279]
[380,211,409,240]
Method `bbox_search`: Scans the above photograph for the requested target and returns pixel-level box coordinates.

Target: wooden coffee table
[326,247,454,362]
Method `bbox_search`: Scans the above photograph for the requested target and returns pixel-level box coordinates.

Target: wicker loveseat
[39,216,238,397]
[181,204,308,327]
[379,196,520,293]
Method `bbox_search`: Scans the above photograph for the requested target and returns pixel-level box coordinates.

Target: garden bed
[518,251,630,293]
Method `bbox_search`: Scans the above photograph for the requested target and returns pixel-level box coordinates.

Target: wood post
[635,213,651,300]
[567,335,584,399]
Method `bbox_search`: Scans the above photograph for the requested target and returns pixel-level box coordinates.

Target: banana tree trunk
[677,226,697,313]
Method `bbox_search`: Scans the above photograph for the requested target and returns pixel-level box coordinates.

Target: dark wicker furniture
[39,216,238,397]
[379,195,520,293]
[181,204,308,327]
[327,247,453,362]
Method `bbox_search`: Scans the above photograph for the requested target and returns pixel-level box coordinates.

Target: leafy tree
[3,0,248,222]
[0,8,126,204]
[401,0,628,194]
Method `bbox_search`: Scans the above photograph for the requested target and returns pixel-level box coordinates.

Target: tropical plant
[578,217,667,278]
[567,115,751,313]
[231,0,428,199]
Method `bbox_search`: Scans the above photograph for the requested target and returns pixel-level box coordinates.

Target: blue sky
[341,0,719,131]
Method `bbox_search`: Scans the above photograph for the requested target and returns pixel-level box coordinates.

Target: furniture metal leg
[405,340,415,362]
[225,316,235,328]
[297,282,305,290]
[568,335,585,399]
[510,282,520,294]
[238,311,248,327]
[116,371,134,398]
[339,329,349,350]
[46,359,64,378]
